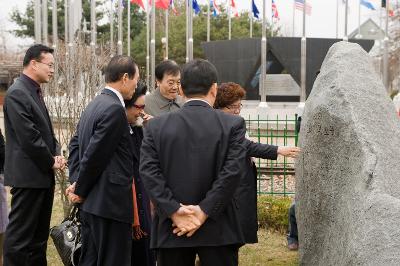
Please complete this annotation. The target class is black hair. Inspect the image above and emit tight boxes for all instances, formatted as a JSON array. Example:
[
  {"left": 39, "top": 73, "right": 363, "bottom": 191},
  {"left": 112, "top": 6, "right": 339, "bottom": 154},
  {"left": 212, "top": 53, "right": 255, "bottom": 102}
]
[
  {"left": 104, "top": 55, "right": 137, "bottom": 83},
  {"left": 181, "top": 59, "right": 218, "bottom": 97},
  {"left": 124, "top": 81, "right": 148, "bottom": 108},
  {"left": 155, "top": 60, "right": 180, "bottom": 81},
  {"left": 23, "top": 44, "right": 54, "bottom": 67}
]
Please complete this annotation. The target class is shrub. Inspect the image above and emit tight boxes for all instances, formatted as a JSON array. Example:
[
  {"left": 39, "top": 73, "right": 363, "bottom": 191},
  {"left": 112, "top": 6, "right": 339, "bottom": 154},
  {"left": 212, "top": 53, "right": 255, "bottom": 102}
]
[{"left": 257, "top": 195, "right": 293, "bottom": 233}]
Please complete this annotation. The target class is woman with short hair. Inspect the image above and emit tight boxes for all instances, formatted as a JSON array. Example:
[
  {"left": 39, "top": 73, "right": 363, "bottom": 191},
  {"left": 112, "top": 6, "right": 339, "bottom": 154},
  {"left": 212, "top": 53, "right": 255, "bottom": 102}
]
[{"left": 214, "top": 82, "right": 300, "bottom": 244}]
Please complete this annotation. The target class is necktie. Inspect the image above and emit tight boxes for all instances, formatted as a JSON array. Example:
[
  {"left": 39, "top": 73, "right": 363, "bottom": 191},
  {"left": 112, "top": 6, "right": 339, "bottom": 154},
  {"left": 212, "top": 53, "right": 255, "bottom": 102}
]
[{"left": 37, "top": 87, "right": 46, "bottom": 105}]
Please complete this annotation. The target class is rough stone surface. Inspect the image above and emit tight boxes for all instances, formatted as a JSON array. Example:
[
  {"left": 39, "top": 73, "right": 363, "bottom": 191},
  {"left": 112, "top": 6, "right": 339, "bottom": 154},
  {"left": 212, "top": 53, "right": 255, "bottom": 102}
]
[{"left": 296, "top": 41, "right": 400, "bottom": 265}]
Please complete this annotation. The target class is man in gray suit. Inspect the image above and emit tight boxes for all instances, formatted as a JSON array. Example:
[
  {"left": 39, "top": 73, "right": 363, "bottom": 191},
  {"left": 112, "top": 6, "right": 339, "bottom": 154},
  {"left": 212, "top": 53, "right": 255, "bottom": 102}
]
[
  {"left": 144, "top": 60, "right": 184, "bottom": 117},
  {"left": 3, "top": 44, "right": 65, "bottom": 266}
]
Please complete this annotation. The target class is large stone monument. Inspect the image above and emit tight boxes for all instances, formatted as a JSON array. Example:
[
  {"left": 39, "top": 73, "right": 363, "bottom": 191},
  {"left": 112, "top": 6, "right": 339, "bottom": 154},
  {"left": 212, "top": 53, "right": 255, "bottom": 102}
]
[{"left": 296, "top": 41, "right": 400, "bottom": 265}]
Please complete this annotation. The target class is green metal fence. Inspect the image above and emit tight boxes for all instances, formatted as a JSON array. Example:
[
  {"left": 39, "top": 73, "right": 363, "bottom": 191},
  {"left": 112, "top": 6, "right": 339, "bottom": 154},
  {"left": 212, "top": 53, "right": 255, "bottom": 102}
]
[{"left": 245, "top": 114, "right": 299, "bottom": 197}]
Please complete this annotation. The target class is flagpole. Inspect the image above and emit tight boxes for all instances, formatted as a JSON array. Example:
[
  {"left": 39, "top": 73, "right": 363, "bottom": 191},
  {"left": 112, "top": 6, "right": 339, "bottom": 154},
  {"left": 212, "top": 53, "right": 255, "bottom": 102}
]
[
  {"left": 68, "top": 0, "right": 74, "bottom": 45},
  {"left": 52, "top": 0, "right": 58, "bottom": 93},
  {"left": 67, "top": 0, "right": 74, "bottom": 70},
  {"left": 379, "top": 1, "right": 383, "bottom": 77},
  {"left": 271, "top": 1, "right": 274, "bottom": 37},
  {"left": 117, "top": 0, "right": 123, "bottom": 55},
  {"left": 64, "top": 0, "right": 68, "bottom": 45},
  {"left": 90, "top": 0, "right": 97, "bottom": 98},
  {"left": 343, "top": 0, "right": 348, "bottom": 41},
  {"left": 34, "top": 0, "right": 41, "bottom": 43},
  {"left": 127, "top": 0, "right": 131, "bottom": 56},
  {"left": 336, "top": 0, "right": 339, "bottom": 38},
  {"left": 91, "top": 0, "right": 96, "bottom": 48},
  {"left": 207, "top": 0, "right": 210, "bottom": 41},
  {"left": 259, "top": 0, "right": 267, "bottom": 106},
  {"left": 110, "top": 0, "right": 114, "bottom": 55},
  {"left": 250, "top": 0, "right": 253, "bottom": 38},
  {"left": 189, "top": 0, "right": 193, "bottom": 61},
  {"left": 42, "top": 0, "right": 48, "bottom": 45},
  {"left": 357, "top": 0, "right": 361, "bottom": 38},
  {"left": 165, "top": 9, "right": 169, "bottom": 59},
  {"left": 292, "top": 0, "right": 295, "bottom": 37},
  {"left": 228, "top": 0, "right": 232, "bottom": 40},
  {"left": 383, "top": 0, "right": 389, "bottom": 90},
  {"left": 91, "top": 0, "right": 96, "bottom": 50},
  {"left": 186, "top": 0, "right": 189, "bottom": 62},
  {"left": 151, "top": 0, "right": 156, "bottom": 88},
  {"left": 300, "top": 0, "right": 307, "bottom": 104},
  {"left": 146, "top": 1, "right": 150, "bottom": 86},
  {"left": 52, "top": 0, "right": 57, "bottom": 48}
]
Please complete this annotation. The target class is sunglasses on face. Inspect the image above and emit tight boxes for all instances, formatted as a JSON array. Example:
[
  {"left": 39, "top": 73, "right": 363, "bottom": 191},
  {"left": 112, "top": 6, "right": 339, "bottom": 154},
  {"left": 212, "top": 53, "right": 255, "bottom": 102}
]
[{"left": 133, "top": 104, "right": 145, "bottom": 110}]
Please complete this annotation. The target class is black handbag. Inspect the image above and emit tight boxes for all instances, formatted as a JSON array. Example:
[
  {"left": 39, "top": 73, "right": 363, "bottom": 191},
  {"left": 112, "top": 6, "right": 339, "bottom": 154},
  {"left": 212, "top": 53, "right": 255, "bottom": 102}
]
[{"left": 50, "top": 205, "right": 82, "bottom": 266}]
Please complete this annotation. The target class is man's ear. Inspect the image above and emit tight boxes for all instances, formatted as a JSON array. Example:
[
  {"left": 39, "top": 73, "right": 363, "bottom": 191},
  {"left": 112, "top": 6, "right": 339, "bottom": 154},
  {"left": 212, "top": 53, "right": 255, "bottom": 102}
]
[
  {"left": 210, "top": 83, "right": 218, "bottom": 98},
  {"left": 122, "top": 73, "right": 129, "bottom": 83}
]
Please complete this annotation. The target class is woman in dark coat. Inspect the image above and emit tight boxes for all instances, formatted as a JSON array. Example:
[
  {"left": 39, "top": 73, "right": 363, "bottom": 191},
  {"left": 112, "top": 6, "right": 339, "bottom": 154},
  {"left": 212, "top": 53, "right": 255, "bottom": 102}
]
[
  {"left": 124, "top": 82, "right": 156, "bottom": 266},
  {"left": 214, "top": 82, "right": 300, "bottom": 244}
]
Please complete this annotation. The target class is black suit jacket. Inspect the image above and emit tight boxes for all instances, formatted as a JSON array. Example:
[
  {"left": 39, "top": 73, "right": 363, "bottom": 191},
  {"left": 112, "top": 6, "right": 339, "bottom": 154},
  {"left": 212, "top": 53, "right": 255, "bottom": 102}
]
[
  {"left": 69, "top": 89, "right": 134, "bottom": 223},
  {"left": 235, "top": 139, "right": 278, "bottom": 243},
  {"left": 130, "top": 126, "right": 152, "bottom": 236},
  {"left": 140, "top": 100, "right": 247, "bottom": 248},
  {"left": 3, "top": 76, "right": 59, "bottom": 188}
]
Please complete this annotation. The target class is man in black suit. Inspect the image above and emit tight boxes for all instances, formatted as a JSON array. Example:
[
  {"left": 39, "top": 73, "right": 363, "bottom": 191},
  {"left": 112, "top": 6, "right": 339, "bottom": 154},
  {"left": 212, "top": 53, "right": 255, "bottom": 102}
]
[
  {"left": 2, "top": 44, "right": 65, "bottom": 266},
  {"left": 67, "top": 55, "right": 139, "bottom": 266},
  {"left": 139, "top": 59, "right": 247, "bottom": 266}
]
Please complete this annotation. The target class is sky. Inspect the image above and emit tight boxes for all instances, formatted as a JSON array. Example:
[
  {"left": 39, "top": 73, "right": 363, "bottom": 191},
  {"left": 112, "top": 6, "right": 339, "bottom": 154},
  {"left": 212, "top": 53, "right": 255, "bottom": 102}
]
[{"left": 0, "top": 0, "right": 394, "bottom": 52}]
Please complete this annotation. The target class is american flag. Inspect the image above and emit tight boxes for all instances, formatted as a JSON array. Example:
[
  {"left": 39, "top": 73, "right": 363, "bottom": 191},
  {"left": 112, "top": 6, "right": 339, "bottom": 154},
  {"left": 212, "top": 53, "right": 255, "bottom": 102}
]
[
  {"left": 272, "top": 0, "right": 279, "bottom": 20},
  {"left": 295, "top": 0, "right": 312, "bottom": 15}
]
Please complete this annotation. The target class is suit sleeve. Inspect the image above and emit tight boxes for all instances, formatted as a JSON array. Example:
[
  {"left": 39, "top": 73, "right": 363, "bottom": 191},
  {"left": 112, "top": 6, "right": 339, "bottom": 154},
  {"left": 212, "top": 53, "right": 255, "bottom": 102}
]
[
  {"left": 199, "top": 118, "right": 247, "bottom": 219},
  {"left": 0, "top": 129, "right": 5, "bottom": 171},
  {"left": 5, "top": 89, "right": 54, "bottom": 172},
  {"left": 74, "top": 105, "right": 127, "bottom": 198},
  {"left": 139, "top": 123, "right": 180, "bottom": 217},
  {"left": 244, "top": 138, "right": 278, "bottom": 160},
  {"left": 68, "top": 128, "right": 79, "bottom": 183}
]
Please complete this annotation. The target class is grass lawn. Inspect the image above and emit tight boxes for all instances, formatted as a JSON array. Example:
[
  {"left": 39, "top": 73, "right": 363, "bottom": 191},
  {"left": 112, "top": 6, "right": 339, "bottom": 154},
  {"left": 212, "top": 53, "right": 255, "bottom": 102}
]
[{"left": 43, "top": 189, "right": 298, "bottom": 265}]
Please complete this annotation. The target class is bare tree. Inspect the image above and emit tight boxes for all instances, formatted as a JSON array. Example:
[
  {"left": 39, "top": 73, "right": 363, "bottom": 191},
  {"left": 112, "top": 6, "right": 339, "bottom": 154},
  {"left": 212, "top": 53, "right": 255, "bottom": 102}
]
[{"left": 44, "top": 39, "right": 111, "bottom": 217}]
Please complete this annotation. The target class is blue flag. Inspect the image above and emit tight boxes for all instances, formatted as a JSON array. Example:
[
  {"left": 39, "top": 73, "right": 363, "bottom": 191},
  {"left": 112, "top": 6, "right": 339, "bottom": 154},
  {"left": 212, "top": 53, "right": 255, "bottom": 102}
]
[
  {"left": 360, "top": 0, "right": 375, "bottom": 10},
  {"left": 252, "top": 0, "right": 260, "bottom": 19},
  {"left": 192, "top": 0, "right": 201, "bottom": 14}
]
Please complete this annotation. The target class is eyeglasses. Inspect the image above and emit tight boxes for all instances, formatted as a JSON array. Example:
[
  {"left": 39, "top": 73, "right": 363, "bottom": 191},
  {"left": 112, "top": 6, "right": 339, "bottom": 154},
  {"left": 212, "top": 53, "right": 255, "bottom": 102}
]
[
  {"left": 226, "top": 103, "right": 243, "bottom": 111},
  {"left": 167, "top": 80, "right": 181, "bottom": 88},
  {"left": 133, "top": 104, "right": 145, "bottom": 110},
  {"left": 36, "top": 61, "right": 55, "bottom": 69}
]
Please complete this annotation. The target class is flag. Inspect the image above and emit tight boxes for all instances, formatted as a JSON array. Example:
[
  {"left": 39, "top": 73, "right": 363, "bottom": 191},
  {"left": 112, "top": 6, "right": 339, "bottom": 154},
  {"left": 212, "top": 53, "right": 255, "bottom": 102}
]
[
  {"left": 170, "top": 0, "right": 178, "bottom": 15},
  {"left": 388, "top": 5, "right": 394, "bottom": 16},
  {"left": 131, "top": 0, "right": 145, "bottom": 10},
  {"left": 147, "top": 0, "right": 169, "bottom": 10},
  {"left": 252, "top": 0, "right": 260, "bottom": 19},
  {"left": 294, "top": 0, "right": 312, "bottom": 15},
  {"left": 192, "top": 0, "right": 201, "bottom": 14},
  {"left": 272, "top": 0, "right": 279, "bottom": 20},
  {"left": 360, "top": 0, "right": 375, "bottom": 10},
  {"left": 230, "top": 0, "right": 239, "bottom": 17},
  {"left": 155, "top": 0, "right": 170, "bottom": 9},
  {"left": 211, "top": 0, "right": 220, "bottom": 17}
]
